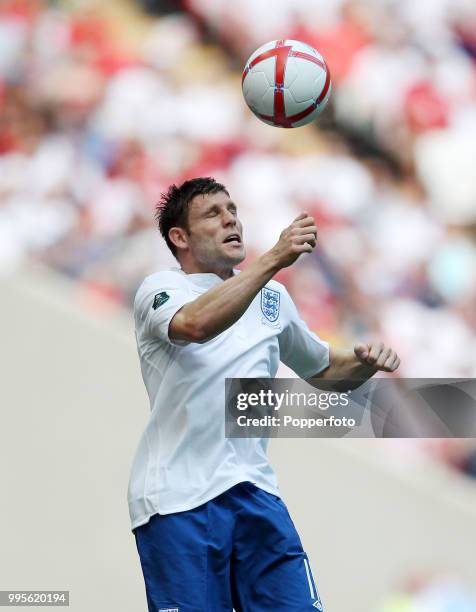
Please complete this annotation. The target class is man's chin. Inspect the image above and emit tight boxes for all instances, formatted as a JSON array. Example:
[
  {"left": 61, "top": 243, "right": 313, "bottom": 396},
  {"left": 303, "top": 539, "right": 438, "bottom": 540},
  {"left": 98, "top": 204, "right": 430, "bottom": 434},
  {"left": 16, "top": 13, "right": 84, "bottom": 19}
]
[
  {"left": 229, "top": 250, "right": 246, "bottom": 266},
  {"left": 222, "top": 253, "right": 245, "bottom": 268},
  {"left": 220, "top": 244, "right": 246, "bottom": 265}
]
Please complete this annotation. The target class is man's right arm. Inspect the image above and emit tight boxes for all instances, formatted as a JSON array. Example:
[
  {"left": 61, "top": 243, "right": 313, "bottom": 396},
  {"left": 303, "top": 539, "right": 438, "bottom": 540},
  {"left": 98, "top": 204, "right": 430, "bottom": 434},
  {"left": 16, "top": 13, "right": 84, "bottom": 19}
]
[{"left": 170, "top": 213, "right": 317, "bottom": 343}]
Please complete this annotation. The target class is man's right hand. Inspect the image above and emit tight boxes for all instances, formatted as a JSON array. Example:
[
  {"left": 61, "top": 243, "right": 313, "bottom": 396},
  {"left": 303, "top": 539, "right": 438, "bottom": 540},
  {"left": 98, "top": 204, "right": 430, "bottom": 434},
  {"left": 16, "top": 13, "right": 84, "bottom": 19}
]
[{"left": 268, "top": 213, "right": 318, "bottom": 269}]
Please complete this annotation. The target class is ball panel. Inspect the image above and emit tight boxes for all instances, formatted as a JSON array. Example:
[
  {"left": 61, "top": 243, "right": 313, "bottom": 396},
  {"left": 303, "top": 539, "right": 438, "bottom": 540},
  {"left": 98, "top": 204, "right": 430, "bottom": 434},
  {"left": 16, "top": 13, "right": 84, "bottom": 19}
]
[
  {"left": 243, "top": 71, "right": 271, "bottom": 112},
  {"left": 283, "top": 57, "right": 299, "bottom": 89},
  {"left": 260, "top": 85, "right": 276, "bottom": 116},
  {"left": 283, "top": 89, "right": 315, "bottom": 117},
  {"left": 289, "top": 105, "right": 322, "bottom": 128},
  {"left": 288, "top": 58, "right": 326, "bottom": 103},
  {"left": 249, "top": 56, "right": 276, "bottom": 90},
  {"left": 290, "top": 84, "right": 332, "bottom": 127}
]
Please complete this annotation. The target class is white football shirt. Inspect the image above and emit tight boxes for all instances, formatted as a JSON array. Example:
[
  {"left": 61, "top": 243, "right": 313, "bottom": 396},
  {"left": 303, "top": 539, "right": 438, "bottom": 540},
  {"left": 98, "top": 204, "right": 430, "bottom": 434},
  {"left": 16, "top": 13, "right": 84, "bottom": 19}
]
[{"left": 128, "top": 267, "right": 329, "bottom": 529}]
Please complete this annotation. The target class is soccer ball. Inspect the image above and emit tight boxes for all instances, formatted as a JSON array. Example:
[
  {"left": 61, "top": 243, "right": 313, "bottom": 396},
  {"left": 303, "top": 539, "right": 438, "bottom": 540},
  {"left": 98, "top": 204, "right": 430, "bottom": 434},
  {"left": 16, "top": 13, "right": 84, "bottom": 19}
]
[{"left": 242, "top": 39, "right": 331, "bottom": 128}]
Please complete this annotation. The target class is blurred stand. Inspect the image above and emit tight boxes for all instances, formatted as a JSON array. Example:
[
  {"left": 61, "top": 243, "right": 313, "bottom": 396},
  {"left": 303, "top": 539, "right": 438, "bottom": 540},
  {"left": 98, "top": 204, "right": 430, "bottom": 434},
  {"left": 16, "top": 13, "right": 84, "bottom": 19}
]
[{"left": 1, "top": 0, "right": 475, "bottom": 378}]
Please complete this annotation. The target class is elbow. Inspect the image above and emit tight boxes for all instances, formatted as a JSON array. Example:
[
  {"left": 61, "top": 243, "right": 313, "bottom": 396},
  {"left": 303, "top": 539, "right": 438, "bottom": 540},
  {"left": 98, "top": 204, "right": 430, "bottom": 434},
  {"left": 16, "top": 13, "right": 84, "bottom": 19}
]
[
  {"left": 170, "top": 312, "right": 209, "bottom": 344},
  {"left": 187, "top": 323, "right": 208, "bottom": 343}
]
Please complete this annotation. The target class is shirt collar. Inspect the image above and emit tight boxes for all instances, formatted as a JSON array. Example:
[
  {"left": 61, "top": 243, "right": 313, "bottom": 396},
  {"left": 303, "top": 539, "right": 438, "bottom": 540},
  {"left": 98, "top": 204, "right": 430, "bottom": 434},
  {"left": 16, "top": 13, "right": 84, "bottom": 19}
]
[{"left": 171, "top": 267, "right": 240, "bottom": 288}]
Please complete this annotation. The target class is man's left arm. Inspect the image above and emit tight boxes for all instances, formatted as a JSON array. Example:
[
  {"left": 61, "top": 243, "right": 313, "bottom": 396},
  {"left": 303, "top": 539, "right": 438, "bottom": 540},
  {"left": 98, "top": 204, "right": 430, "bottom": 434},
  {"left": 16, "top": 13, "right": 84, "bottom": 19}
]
[
  {"left": 277, "top": 287, "right": 400, "bottom": 388},
  {"left": 308, "top": 342, "right": 400, "bottom": 391}
]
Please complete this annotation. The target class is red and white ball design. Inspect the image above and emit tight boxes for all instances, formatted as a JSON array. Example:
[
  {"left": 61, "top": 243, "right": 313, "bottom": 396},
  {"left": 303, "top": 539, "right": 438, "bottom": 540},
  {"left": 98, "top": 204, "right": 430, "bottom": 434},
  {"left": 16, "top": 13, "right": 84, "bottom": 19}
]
[{"left": 242, "top": 39, "right": 331, "bottom": 128}]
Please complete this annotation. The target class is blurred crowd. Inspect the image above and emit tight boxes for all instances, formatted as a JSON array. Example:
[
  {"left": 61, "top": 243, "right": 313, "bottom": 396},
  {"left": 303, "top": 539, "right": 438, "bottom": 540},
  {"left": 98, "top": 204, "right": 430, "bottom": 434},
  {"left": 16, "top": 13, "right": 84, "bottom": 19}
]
[
  {"left": 1, "top": 0, "right": 476, "bottom": 379},
  {"left": 1, "top": 1, "right": 476, "bottom": 364},
  {"left": 1, "top": 0, "right": 476, "bottom": 375}
]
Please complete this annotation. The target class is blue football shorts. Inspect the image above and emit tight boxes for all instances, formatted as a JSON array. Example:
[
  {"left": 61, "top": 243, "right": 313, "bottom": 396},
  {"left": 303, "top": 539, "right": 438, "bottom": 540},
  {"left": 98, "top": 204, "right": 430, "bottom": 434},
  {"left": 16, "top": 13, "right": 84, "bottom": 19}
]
[{"left": 133, "top": 481, "right": 324, "bottom": 611}]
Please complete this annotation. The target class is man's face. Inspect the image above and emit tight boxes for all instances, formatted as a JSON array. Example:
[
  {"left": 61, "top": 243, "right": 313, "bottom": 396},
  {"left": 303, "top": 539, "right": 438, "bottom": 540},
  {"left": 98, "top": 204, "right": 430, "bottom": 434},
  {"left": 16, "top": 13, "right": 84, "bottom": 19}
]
[{"left": 181, "top": 190, "right": 246, "bottom": 271}]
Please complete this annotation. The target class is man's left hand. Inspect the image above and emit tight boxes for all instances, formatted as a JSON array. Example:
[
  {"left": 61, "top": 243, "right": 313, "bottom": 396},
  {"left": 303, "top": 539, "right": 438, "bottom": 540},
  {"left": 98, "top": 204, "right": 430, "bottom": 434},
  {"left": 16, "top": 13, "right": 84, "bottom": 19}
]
[{"left": 354, "top": 342, "right": 400, "bottom": 373}]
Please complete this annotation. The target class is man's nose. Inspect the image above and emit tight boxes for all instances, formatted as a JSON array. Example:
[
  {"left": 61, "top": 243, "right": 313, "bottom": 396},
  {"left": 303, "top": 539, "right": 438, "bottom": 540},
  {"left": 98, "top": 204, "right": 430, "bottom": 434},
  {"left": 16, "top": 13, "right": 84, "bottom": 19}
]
[{"left": 222, "top": 209, "right": 237, "bottom": 225}]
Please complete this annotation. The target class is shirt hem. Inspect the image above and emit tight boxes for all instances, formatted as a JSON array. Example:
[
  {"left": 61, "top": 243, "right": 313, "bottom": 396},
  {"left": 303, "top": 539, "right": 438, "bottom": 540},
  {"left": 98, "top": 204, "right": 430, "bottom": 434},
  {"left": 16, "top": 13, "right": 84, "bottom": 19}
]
[{"left": 129, "top": 475, "right": 280, "bottom": 531}]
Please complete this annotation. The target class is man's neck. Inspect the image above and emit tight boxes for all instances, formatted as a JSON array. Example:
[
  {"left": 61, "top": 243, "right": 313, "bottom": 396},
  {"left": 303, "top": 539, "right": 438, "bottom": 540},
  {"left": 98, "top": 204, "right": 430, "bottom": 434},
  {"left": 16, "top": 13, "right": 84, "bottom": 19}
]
[{"left": 179, "top": 262, "right": 234, "bottom": 281}]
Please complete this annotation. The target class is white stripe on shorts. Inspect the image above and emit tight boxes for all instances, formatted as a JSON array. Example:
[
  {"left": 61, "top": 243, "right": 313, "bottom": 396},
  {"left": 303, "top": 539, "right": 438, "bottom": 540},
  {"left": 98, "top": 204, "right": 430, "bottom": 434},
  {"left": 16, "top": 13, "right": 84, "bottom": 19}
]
[{"left": 303, "top": 557, "right": 316, "bottom": 599}]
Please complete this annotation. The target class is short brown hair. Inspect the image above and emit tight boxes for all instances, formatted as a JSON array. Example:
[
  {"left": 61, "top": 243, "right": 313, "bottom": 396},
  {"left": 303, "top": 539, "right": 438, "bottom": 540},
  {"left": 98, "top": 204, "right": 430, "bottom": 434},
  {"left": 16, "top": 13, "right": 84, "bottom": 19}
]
[{"left": 155, "top": 177, "right": 228, "bottom": 257}]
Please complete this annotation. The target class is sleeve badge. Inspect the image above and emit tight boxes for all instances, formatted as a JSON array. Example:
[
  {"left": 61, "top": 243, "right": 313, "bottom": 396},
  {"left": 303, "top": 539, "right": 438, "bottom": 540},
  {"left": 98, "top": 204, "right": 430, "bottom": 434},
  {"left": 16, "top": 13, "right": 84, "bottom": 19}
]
[{"left": 152, "top": 291, "right": 170, "bottom": 310}]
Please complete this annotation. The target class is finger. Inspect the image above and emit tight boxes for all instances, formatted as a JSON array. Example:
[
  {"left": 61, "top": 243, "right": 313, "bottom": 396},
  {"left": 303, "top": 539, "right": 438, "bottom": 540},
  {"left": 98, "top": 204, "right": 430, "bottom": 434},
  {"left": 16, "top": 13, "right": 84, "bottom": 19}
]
[
  {"left": 293, "top": 242, "right": 313, "bottom": 254},
  {"left": 294, "top": 233, "right": 317, "bottom": 246},
  {"left": 390, "top": 355, "right": 401, "bottom": 372},
  {"left": 382, "top": 351, "right": 396, "bottom": 370},
  {"left": 376, "top": 347, "right": 392, "bottom": 369},
  {"left": 293, "top": 216, "right": 316, "bottom": 229},
  {"left": 354, "top": 343, "right": 370, "bottom": 360},
  {"left": 294, "top": 225, "right": 317, "bottom": 236},
  {"left": 382, "top": 350, "right": 397, "bottom": 369},
  {"left": 292, "top": 212, "right": 309, "bottom": 223},
  {"left": 382, "top": 353, "right": 400, "bottom": 372},
  {"left": 366, "top": 342, "right": 384, "bottom": 365}
]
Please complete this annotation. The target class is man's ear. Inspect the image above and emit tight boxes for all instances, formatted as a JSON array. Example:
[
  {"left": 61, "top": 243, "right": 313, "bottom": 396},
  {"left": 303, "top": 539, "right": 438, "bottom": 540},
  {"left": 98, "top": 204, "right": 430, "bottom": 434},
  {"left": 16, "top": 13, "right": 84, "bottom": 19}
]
[{"left": 169, "top": 226, "right": 189, "bottom": 253}]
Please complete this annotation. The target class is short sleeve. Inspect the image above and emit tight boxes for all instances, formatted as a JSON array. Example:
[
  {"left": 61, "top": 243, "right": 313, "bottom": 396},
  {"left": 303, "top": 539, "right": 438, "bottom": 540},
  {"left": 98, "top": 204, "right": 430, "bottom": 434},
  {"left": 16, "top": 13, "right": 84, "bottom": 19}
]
[
  {"left": 134, "top": 273, "right": 195, "bottom": 346},
  {"left": 278, "top": 288, "right": 330, "bottom": 378}
]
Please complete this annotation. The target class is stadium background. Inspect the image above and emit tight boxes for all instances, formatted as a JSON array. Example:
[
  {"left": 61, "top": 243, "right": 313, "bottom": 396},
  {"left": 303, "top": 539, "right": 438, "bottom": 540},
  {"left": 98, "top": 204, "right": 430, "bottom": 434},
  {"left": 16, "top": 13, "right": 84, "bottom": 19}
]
[{"left": 0, "top": 0, "right": 476, "bottom": 610}]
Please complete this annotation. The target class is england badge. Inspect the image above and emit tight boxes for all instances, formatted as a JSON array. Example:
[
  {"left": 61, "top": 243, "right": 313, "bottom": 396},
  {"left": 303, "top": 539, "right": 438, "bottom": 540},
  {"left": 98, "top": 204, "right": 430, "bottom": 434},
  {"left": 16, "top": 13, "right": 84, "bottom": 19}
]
[{"left": 261, "top": 287, "right": 280, "bottom": 323}]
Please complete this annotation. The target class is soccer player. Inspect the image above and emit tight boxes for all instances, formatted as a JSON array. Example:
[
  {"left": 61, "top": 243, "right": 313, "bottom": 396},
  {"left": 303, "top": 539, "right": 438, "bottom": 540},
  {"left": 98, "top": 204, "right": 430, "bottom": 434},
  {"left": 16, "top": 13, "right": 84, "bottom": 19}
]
[{"left": 129, "top": 177, "right": 400, "bottom": 611}]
